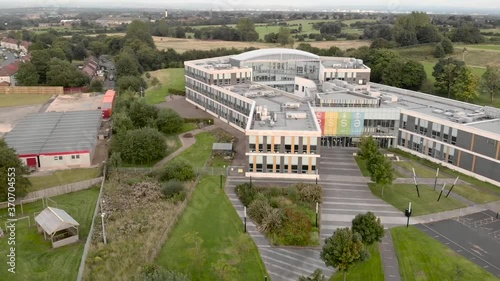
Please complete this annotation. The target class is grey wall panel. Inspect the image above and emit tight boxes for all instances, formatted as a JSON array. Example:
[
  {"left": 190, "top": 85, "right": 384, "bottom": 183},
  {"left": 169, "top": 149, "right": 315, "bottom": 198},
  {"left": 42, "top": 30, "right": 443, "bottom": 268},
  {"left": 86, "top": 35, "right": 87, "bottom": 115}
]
[
  {"left": 472, "top": 135, "right": 497, "bottom": 159},
  {"left": 458, "top": 151, "right": 473, "bottom": 171},
  {"left": 474, "top": 156, "right": 500, "bottom": 182},
  {"left": 455, "top": 130, "right": 472, "bottom": 151},
  {"left": 407, "top": 116, "right": 416, "bottom": 132}
]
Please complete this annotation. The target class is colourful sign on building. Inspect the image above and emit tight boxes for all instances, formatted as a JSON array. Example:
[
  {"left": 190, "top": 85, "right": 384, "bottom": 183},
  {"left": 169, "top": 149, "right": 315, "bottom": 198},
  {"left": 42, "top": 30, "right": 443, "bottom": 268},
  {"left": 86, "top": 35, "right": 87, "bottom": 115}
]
[
  {"left": 315, "top": 112, "right": 365, "bottom": 136},
  {"left": 324, "top": 112, "right": 338, "bottom": 135},
  {"left": 350, "top": 112, "right": 365, "bottom": 136},
  {"left": 315, "top": 112, "right": 325, "bottom": 133},
  {"left": 337, "top": 112, "right": 351, "bottom": 135}
]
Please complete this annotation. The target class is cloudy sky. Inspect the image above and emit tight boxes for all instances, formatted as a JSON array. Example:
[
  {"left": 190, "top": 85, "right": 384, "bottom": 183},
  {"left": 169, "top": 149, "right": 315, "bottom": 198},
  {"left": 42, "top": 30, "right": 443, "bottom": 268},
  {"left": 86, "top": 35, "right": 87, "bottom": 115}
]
[{"left": 6, "top": 0, "right": 500, "bottom": 11}]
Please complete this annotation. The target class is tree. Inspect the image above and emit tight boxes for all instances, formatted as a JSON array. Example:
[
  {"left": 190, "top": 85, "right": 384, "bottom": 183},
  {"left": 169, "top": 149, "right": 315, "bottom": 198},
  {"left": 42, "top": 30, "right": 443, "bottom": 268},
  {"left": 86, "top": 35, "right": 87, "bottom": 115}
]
[
  {"left": 367, "top": 49, "right": 401, "bottom": 83},
  {"left": 30, "top": 48, "right": 66, "bottom": 84},
  {"left": 276, "top": 27, "right": 294, "bottom": 46},
  {"left": 46, "top": 58, "right": 89, "bottom": 87},
  {"left": 0, "top": 139, "right": 31, "bottom": 201},
  {"left": 184, "top": 232, "right": 206, "bottom": 279},
  {"left": 107, "top": 152, "right": 123, "bottom": 169},
  {"left": 124, "top": 20, "right": 155, "bottom": 49},
  {"left": 433, "top": 58, "right": 466, "bottom": 98},
  {"left": 264, "top": 32, "right": 278, "bottom": 43},
  {"left": 89, "top": 79, "right": 104, "bottom": 93},
  {"left": 368, "top": 152, "right": 395, "bottom": 197},
  {"left": 298, "top": 269, "right": 327, "bottom": 281},
  {"left": 52, "top": 38, "right": 74, "bottom": 61},
  {"left": 453, "top": 68, "right": 478, "bottom": 102},
  {"left": 88, "top": 41, "right": 108, "bottom": 57},
  {"left": 480, "top": 66, "right": 500, "bottom": 102},
  {"left": 117, "top": 75, "right": 144, "bottom": 93},
  {"left": 112, "top": 127, "right": 166, "bottom": 165},
  {"left": 159, "top": 159, "right": 195, "bottom": 182},
  {"left": 451, "top": 24, "right": 485, "bottom": 43},
  {"left": 320, "top": 228, "right": 366, "bottom": 281},
  {"left": 128, "top": 99, "right": 159, "bottom": 128},
  {"left": 15, "top": 62, "right": 40, "bottom": 85},
  {"left": 111, "top": 112, "right": 134, "bottom": 134},
  {"left": 155, "top": 108, "right": 183, "bottom": 134},
  {"left": 358, "top": 136, "right": 378, "bottom": 161},
  {"left": 382, "top": 59, "right": 426, "bottom": 91},
  {"left": 319, "top": 22, "right": 342, "bottom": 35},
  {"left": 236, "top": 18, "right": 259, "bottom": 42},
  {"left": 416, "top": 25, "right": 442, "bottom": 43},
  {"left": 115, "top": 51, "right": 141, "bottom": 77},
  {"left": 441, "top": 37, "right": 454, "bottom": 54},
  {"left": 351, "top": 212, "right": 385, "bottom": 246},
  {"left": 434, "top": 44, "right": 446, "bottom": 58}
]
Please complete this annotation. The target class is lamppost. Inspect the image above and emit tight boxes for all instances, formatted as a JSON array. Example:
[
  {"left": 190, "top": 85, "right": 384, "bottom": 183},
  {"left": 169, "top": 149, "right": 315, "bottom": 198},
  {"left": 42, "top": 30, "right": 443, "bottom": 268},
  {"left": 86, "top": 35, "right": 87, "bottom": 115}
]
[
  {"left": 243, "top": 206, "right": 247, "bottom": 233},
  {"left": 315, "top": 202, "right": 319, "bottom": 227},
  {"left": 405, "top": 202, "right": 412, "bottom": 228},
  {"left": 462, "top": 48, "right": 467, "bottom": 62}
]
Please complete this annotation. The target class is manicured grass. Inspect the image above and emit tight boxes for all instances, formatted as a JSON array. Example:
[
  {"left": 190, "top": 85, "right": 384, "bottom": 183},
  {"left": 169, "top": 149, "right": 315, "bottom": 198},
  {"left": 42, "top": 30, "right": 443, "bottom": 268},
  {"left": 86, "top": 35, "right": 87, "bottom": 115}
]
[
  {"left": 355, "top": 156, "right": 371, "bottom": 177},
  {"left": 446, "top": 184, "right": 500, "bottom": 204},
  {"left": 180, "top": 122, "right": 198, "bottom": 133},
  {"left": 392, "top": 161, "right": 446, "bottom": 178},
  {"left": 329, "top": 243, "right": 384, "bottom": 281},
  {"left": 392, "top": 226, "right": 499, "bottom": 281},
  {"left": 465, "top": 44, "right": 500, "bottom": 51},
  {"left": 0, "top": 187, "right": 99, "bottom": 281},
  {"left": 28, "top": 167, "right": 101, "bottom": 192},
  {"left": 156, "top": 175, "right": 267, "bottom": 280},
  {"left": 173, "top": 132, "right": 216, "bottom": 169},
  {"left": 368, "top": 183, "right": 467, "bottom": 216},
  {"left": 208, "top": 154, "right": 232, "bottom": 168},
  {"left": 0, "top": 94, "right": 53, "bottom": 108},
  {"left": 144, "top": 68, "right": 185, "bottom": 104}
]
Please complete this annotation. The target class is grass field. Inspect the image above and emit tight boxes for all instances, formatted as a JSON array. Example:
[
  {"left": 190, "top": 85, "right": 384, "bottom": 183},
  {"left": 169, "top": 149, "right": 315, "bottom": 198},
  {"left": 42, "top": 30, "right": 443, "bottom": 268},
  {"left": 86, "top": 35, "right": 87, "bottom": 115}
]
[
  {"left": 0, "top": 94, "right": 53, "bottom": 108},
  {"left": 392, "top": 226, "right": 498, "bottom": 281},
  {"left": 368, "top": 183, "right": 467, "bottom": 216},
  {"left": 0, "top": 187, "right": 99, "bottom": 281},
  {"left": 172, "top": 132, "right": 216, "bottom": 169},
  {"left": 392, "top": 161, "right": 446, "bottom": 178},
  {"left": 144, "top": 68, "right": 185, "bottom": 104},
  {"left": 465, "top": 44, "right": 500, "bottom": 51},
  {"left": 153, "top": 36, "right": 370, "bottom": 53},
  {"left": 156, "top": 175, "right": 268, "bottom": 280},
  {"left": 329, "top": 243, "right": 384, "bottom": 281},
  {"left": 28, "top": 168, "right": 101, "bottom": 192}
]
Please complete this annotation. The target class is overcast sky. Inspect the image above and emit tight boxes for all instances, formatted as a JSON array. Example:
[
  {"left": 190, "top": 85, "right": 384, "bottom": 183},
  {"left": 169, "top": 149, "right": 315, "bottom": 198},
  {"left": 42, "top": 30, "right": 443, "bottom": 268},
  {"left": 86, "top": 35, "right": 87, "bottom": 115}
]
[{"left": 7, "top": 0, "right": 500, "bottom": 11}]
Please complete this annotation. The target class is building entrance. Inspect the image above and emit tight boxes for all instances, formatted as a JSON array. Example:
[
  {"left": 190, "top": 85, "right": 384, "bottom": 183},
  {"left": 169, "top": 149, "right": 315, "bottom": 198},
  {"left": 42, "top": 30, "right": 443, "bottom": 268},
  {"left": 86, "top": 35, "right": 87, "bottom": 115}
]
[{"left": 321, "top": 136, "right": 394, "bottom": 148}]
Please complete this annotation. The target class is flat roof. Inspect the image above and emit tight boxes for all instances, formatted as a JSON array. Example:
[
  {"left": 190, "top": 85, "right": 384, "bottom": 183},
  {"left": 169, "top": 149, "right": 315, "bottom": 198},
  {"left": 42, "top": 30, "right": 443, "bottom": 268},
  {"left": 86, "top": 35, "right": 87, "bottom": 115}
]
[
  {"left": 4, "top": 110, "right": 102, "bottom": 156},
  {"left": 466, "top": 119, "right": 500, "bottom": 132},
  {"left": 223, "top": 83, "right": 318, "bottom": 132}
]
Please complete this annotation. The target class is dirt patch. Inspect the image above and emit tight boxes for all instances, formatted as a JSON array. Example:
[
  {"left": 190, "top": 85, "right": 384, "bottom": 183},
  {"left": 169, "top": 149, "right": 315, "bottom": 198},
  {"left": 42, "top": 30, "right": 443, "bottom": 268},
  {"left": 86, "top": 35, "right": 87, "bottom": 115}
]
[{"left": 47, "top": 93, "right": 103, "bottom": 112}]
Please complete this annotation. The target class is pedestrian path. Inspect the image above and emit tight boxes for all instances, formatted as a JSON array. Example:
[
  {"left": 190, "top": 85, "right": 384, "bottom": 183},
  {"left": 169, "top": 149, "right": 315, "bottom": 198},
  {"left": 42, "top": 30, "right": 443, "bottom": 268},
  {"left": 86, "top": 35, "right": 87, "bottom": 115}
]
[
  {"left": 225, "top": 179, "right": 335, "bottom": 281},
  {"left": 379, "top": 231, "right": 402, "bottom": 281},
  {"left": 411, "top": 200, "right": 500, "bottom": 225}
]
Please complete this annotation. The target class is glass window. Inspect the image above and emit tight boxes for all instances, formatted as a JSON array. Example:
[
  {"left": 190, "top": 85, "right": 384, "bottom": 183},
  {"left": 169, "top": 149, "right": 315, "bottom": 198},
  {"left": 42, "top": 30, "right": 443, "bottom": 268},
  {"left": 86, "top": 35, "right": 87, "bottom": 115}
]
[
  {"left": 301, "top": 165, "right": 309, "bottom": 174},
  {"left": 266, "top": 164, "right": 273, "bottom": 173}
]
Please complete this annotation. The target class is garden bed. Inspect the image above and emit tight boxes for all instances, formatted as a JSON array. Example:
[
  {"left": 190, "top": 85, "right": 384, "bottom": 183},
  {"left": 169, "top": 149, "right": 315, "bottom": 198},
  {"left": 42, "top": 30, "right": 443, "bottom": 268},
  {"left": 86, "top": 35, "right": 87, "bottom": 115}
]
[{"left": 235, "top": 182, "right": 322, "bottom": 246}]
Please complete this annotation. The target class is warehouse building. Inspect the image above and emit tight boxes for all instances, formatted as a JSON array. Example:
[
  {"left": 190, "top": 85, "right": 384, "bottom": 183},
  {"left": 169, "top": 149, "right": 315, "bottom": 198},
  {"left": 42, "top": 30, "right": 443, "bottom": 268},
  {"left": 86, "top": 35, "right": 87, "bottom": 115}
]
[
  {"left": 184, "top": 48, "right": 500, "bottom": 185},
  {"left": 4, "top": 110, "right": 102, "bottom": 170}
]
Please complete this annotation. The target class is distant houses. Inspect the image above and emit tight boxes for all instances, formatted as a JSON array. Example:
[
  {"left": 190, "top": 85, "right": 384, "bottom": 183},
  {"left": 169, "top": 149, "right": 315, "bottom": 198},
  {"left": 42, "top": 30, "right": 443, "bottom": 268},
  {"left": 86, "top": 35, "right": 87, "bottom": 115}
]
[
  {"left": 81, "top": 56, "right": 99, "bottom": 78},
  {"left": 0, "top": 37, "right": 32, "bottom": 53}
]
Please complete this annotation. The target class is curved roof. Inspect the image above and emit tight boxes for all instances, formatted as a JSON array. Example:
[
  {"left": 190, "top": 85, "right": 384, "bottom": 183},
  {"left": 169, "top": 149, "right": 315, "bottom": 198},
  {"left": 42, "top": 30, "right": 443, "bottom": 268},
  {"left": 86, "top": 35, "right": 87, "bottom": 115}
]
[{"left": 231, "top": 48, "right": 320, "bottom": 61}]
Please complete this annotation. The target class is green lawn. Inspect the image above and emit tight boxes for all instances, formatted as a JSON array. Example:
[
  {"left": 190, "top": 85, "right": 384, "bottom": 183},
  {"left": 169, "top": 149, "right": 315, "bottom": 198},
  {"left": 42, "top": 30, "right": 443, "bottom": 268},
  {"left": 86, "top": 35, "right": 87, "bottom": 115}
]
[
  {"left": 0, "top": 94, "right": 53, "bottom": 108},
  {"left": 173, "top": 132, "right": 217, "bottom": 169},
  {"left": 465, "top": 44, "right": 500, "bottom": 51},
  {"left": 368, "top": 183, "right": 467, "bottom": 216},
  {"left": 28, "top": 168, "right": 101, "bottom": 192},
  {"left": 392, "top": 226, "right": 499, "bottom": 281},
  {"left": 0, "top": 187, "right": 99, "bottom": 281},
  {"left": 355, "top": 156, "right": 371, "bottom": 177},
  {"left": 445, "top": 184, "right": 500, "bottom": 204},
  {"left": 156, "top": 175, "right": 267, "bottom": 280},
  {"left": 180, "top": 122, "right": 198, "bottom": 133},
  {"left": 392, "top": 161, "right": 446, "bottom": 178},
  {"left": 144, "top": 68, "right": 185, "bottom": 104},
  {"left": 330, "top": 243, "right": 384, "bottom": 281}
]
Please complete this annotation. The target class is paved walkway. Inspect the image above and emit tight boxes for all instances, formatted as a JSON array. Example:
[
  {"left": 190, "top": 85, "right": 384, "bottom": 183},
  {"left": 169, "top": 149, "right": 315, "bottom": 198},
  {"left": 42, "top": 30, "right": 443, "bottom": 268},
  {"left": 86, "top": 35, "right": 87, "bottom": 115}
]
[
  {"left": 379, "top": 231, "right": 402, "bottom": 281},
  {"left": 411, "top": 200, "right": 500, "bottom": 225},
  {"left": 225, "top": 179, "right": 335, "bottom": 281}
]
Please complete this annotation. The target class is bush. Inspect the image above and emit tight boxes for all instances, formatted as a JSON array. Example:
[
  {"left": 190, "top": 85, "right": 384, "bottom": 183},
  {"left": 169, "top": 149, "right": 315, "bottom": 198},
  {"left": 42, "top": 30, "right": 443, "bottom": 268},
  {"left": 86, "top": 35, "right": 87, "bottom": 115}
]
[
  {"left": 184, "top": 117, "right": 214, "bottom": 124},
  {"left": 113, "top": 127, "right": 166, "bottom": 165},
  {"left": 161, "top": 180, "right": 186, "bottom": 199},
  {"left": 234, "top": 183, "right": 256, "bottom": 206},
  {"left": 260, "top": 208, "right": 283, "bottom": 233},
  {"left": 295, "top": 183, "right": 322, "bottom": 203},
  {"left": 168, "top": 88, "right": 185, "bottom": 96},
  {"left": 145, "top": 72, "right": 151, "bottom": 79},
  {"left": 159, "top": 159, "right": 196, "bottom": 182},
  {"left": 268, "top": 196, "right": 293, "bottom": 208},
  {"left": 138, "top": 264, "right": 190, "bottom": 281},
  {"left": 155, "top": 108, "right": 183, "bottom": 135},
  {"left": 248, "top": 197, "right": 272, "bottom": 225},
  {"left": 280, "top": 207, "right": 312, "bottom": 246}
]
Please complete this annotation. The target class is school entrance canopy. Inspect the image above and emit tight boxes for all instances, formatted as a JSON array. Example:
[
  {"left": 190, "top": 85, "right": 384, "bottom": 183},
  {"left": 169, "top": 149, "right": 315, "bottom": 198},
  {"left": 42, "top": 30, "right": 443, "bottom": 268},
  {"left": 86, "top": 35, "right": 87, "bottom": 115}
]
[{"left": 34, "top": 207, "right": 80, "bottom": 248}]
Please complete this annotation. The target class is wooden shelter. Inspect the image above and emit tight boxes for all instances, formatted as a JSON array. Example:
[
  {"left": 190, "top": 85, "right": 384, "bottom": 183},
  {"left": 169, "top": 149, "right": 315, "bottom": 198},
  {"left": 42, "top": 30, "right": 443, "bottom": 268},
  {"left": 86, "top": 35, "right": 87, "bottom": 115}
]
[{"left": 34, "top": 207, "right": 80, "bottom": 248}]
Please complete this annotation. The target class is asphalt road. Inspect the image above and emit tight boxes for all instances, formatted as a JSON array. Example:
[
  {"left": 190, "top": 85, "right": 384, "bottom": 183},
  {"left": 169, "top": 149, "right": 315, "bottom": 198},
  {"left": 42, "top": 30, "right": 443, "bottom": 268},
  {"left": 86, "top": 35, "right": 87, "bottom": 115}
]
[
  {"left": 99, "top": 55, "right": 116, "bottom": 90},
  {"left": 416, "top": 215, "right": 500, "bottom": 278},
  {"left": 0, "top": 49, "right": 18, "bottom": 67}
]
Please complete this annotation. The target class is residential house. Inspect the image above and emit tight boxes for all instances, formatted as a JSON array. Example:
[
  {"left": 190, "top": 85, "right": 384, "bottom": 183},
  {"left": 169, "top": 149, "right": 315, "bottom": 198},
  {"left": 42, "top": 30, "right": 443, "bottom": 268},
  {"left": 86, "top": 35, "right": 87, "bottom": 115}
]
[
  {"left": 0, "top": 61, "right": 20, "bottom": 86},
  {"left": 0, "top": 38, "right": 18, "bottom": 50},
  {"left": 81, "top": 56, "right": 99, "bottom": 78}
]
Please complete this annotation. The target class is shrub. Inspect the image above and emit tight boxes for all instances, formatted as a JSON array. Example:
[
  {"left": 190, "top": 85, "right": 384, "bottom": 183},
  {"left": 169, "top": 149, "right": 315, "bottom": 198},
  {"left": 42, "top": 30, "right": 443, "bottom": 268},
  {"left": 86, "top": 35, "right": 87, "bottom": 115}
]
[
  {"left": 234, "top": 183, "right": 256, "bottom": 206},
  {"left": 295, "top": 183, "right": 322, "bottom": 203},
  {"left": 114, "top": 127, "right": 166, "bottom": 165},
  {"left": 145, "top": 72, "right": 151, "bottom": 79},
  {"left": 161, "top": 180, "right": 185, "bottom": 199},
  {"left": 138, "top": 264, "right": 190, "bottom": 281},
  {"left": 268, "top": 196, "right": 293, "bottom": 208},
  {"left": 280, "top": 207, "right": 312, "bottom": 246},
  {"left": 260, "top": 208, "right": 284, "bottom": 233},
  {"left": 159, "top": 159, "right": 196, "bottom": 182},
  {"left": 155, "top": 108, "right": 183, "bottom": 135},
  {"left": 184, "top": 117, "right": 214, "bottom": 124},
  {"left": 168, "top": 88, "right": 185, "bottom": 96},
  {"left": 248, "top": 197, "right": 272, "bottom": 224}
]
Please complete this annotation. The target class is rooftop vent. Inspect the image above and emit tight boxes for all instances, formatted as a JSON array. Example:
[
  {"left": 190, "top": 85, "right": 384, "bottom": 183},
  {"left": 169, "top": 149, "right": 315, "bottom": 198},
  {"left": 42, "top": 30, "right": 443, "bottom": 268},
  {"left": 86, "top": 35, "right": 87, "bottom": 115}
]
[{"left": 432, "top": 109, "right": 444, "bottom": 114}]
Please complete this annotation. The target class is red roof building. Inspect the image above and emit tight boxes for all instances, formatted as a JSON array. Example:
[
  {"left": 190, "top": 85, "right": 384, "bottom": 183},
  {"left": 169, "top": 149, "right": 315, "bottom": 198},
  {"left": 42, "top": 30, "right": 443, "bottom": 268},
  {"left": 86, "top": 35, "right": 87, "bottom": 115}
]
[{"left": 0, "top": 61, "right": 20, "bottom": 86}]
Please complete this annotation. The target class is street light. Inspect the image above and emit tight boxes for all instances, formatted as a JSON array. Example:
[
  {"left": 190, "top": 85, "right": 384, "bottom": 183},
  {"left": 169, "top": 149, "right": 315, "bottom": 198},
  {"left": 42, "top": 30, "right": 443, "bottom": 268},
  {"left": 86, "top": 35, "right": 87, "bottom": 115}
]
[
  {"left": 315, "top": 202, "right": 319, "bottom": 227},
  {"left": 101, "top": 212, "right": 107, "bottom": 244},
  {"left": 462, "top": 48, "right": 467, "bottom": 62},
  {"left": 243, "top": 206, "right": 247, "bottom": 233}
]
